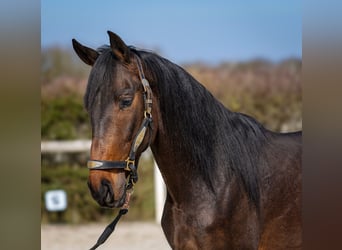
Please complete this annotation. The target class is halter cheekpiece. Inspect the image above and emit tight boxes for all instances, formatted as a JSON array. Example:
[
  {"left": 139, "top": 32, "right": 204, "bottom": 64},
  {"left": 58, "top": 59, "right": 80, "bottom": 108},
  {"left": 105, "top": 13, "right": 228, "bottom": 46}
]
[{"left": 86, "top": 54, "right": 153, "bottom": 190}]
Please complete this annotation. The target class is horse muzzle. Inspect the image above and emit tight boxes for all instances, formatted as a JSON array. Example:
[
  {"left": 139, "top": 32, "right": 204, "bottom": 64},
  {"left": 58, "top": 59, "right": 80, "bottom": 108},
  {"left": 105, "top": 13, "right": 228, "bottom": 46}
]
[{"left": 88, "top": 179, "right": 126, "bottom": 208}]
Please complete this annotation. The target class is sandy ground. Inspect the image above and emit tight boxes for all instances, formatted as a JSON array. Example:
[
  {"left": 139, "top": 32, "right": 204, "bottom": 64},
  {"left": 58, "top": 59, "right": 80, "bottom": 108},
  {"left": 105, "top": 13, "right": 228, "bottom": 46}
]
[{"left": 41, "top": 222, "right": 171, "bottom": 250}]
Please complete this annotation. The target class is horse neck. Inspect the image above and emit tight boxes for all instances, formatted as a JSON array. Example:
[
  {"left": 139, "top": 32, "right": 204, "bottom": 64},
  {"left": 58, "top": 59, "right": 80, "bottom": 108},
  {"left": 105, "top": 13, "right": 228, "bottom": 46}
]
[
  {"left": 145, "top": 56, "right": 269, "bottom": 208},
  {"left": 148, "top": 62, "right": 225, "bottom": 203}
]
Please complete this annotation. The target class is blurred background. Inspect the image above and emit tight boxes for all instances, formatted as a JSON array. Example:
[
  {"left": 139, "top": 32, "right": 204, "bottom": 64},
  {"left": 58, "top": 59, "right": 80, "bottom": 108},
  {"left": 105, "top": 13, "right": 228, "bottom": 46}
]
[{"left": 41, "top": 0, "right": 301, "bottom": 249}]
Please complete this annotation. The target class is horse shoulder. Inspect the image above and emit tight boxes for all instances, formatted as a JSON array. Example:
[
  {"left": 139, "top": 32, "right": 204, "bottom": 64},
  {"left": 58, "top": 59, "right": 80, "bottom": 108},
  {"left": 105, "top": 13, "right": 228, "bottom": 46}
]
[
  {"left": 161, "top": 177, "right": 261, "bottom": 249},
  {"left": 258, "top": 131, "right": 302, "bottom": 249}
]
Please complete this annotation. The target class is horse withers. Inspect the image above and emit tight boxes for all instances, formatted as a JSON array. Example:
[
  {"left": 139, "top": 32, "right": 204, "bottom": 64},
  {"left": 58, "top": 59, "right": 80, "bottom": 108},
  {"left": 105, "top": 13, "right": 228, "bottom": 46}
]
[{"left": 72, "top": 31, "right": 302, "bottom": 250}]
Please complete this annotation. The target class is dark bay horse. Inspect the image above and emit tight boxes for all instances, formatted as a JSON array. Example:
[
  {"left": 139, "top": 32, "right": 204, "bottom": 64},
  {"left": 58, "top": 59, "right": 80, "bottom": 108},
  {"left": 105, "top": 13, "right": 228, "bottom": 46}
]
[{"left": 72, "top": 31, "right": 302, "bottom": 249}]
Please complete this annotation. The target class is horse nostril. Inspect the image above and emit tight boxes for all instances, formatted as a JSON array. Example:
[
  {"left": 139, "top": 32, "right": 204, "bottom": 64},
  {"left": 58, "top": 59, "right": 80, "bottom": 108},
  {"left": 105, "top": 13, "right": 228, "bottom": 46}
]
[
  {"left": 87, "top": 179, "right": 115, "bottom": 207},
  {"left": 100, "top": 179, "right": 114, "bottom": 204}
]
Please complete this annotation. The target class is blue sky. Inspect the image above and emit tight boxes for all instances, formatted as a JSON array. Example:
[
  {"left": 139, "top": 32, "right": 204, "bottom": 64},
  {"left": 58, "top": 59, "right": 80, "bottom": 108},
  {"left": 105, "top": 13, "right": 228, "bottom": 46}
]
[{"left": 41, "top": 0, "right": 301, "bottom": 64}]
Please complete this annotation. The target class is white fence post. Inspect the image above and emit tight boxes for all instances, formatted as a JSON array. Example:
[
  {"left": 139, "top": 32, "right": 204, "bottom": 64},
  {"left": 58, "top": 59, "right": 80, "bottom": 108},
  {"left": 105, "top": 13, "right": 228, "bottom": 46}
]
[{"left": 153, "top": 160, "right": 166, "bottom": 224}]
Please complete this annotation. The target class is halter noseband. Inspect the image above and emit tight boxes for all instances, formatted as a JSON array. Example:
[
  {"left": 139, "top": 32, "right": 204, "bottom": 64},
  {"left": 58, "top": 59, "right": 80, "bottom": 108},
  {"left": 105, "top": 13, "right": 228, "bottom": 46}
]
[{"left": 87, "top": 54, "right": 153, "bottom": 189}]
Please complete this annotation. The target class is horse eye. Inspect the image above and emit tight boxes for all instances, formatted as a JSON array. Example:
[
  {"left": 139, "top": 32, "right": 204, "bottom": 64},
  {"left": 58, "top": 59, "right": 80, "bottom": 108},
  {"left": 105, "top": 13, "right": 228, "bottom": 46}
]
[{"left": 119, "top": 98, "right": 133, "bottom": 109}]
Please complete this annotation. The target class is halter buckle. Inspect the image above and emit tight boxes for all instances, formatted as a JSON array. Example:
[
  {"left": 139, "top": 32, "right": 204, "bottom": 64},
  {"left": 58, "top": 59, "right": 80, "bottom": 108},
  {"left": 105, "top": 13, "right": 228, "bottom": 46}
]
[
  {"left": 144, "top": 111, "right": 152, "bottom": 119},
  {"left": 125, "top": 158, "right": 135, "bottom": 172}
]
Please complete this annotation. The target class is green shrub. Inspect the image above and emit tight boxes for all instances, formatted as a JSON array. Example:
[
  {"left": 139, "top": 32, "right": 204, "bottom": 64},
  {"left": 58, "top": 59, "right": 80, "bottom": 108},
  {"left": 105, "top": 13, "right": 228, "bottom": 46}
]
[{"left": 41, "top": 95, "right": 90, "bottom": 140}]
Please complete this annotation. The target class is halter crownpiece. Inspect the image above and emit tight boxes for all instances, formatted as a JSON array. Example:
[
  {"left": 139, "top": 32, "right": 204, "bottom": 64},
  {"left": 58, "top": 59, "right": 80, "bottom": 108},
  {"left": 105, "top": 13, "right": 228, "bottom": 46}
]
[{"left": 87, "top": 54, "right": 153, "bottom": 189}]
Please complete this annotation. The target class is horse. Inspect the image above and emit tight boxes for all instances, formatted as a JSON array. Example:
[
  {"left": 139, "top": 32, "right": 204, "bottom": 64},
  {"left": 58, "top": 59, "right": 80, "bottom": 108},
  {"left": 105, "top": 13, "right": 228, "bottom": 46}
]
[{"left": 72, "top": 31, "right": 302, "bottom": 250}]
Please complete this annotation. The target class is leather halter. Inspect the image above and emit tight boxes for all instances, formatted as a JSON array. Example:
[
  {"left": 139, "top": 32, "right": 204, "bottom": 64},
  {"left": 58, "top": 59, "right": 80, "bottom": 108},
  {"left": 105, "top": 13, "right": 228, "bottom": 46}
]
[{"left": 87, "top": 54, "right": 153, "bottom": 189}]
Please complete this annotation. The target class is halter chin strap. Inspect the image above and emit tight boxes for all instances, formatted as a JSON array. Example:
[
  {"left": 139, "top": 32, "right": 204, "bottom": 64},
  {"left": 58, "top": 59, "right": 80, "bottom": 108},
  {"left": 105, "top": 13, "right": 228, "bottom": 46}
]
[{"left": 87, "top": 54, "right": 153, "bottom": 190}]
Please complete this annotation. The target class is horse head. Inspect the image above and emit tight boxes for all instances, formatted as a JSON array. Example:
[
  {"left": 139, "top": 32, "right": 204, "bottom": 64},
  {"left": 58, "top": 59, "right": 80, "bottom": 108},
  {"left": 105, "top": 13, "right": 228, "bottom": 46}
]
[{"left": 72, "top": 31, "right": 156, "bottom": 208}]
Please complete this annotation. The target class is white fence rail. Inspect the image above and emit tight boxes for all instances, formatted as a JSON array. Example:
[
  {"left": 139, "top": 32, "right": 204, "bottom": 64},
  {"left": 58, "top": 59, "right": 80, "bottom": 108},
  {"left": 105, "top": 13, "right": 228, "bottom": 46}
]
[
  {"left": 41, "top": 140, "right": 166, "bottom": 223},
  {"left": 41, "top": 140, "right": 91, "bottom": 153}
]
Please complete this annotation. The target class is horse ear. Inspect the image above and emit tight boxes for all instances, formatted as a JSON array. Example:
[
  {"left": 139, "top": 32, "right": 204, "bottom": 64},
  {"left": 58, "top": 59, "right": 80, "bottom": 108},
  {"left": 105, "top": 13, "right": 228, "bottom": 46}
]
[
  {"left": 107, "top": 31, "right": 130, "bottom": 63},
  {"left": 72, "top": 39, "right": 99, "bottom": 66}
]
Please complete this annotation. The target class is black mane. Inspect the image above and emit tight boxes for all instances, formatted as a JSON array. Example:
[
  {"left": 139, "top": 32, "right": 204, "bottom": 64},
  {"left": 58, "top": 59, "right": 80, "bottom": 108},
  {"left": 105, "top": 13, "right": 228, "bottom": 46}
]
[{"left": 136, "top": 49, "right": 268, "bottom": 206}]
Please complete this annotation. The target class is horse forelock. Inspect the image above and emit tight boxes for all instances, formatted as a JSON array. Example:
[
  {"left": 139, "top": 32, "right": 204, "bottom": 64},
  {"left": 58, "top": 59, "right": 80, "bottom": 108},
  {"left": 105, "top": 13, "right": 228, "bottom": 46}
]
[{"left": 84, "top": 47, "right": 116, "bottom": 113}]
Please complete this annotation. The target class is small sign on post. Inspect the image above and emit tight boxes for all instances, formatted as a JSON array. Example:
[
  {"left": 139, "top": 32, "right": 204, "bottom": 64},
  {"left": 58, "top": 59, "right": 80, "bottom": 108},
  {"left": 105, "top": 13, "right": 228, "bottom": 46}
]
[{"left": 45, "top": 189, "right": 67, "bottom": 212}]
